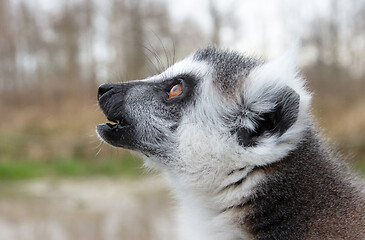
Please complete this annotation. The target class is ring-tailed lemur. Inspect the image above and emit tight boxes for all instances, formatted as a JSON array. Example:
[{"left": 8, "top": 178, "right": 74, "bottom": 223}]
[{"left": 97, "top": 46, "right": 365, "bottom": 240}]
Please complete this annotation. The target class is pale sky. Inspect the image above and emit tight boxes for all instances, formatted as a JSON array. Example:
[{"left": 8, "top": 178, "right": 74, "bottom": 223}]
[
  {"left": 18, "top": 0, "right": 333, "bottom": 59},
  {"left": 12, "top": 0, "right": 342, "bottom": 71}
]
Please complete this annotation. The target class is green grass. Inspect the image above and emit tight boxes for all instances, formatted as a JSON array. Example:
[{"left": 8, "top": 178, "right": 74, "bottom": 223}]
[
  {"left": 0, "top": 153, "right": 145, "bottom": 181},
  {"left": 0, "top": 129, "right": 363, "bottom": 181},
  {"left": 1, "top": 155, "right": 362, "bottom": 181},
  {"left": 0, "top": 129, "right": 147, "bottom": 181}
]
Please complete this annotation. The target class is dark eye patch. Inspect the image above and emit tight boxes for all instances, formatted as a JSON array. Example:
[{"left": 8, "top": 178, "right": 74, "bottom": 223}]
[{"left": 158, "top": 74, "right": 199, "bottom": 106}]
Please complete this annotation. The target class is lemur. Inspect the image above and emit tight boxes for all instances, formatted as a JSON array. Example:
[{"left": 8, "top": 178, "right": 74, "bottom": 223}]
[{"left": 97, "top": 46, "right": 365, "bottom": 240}]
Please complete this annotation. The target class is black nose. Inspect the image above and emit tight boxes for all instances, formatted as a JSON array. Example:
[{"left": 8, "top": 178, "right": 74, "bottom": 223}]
[{"left": 98, "top": 83, "right": 114, "bottom": 100}]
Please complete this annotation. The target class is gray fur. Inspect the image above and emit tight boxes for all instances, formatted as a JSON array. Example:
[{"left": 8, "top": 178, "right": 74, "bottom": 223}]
[
  {"left": 193, "top": 47, "right": 260, "bottom": 95},
  {"left": 97, "top": 47, "right": 365, "bottom": 240},
  {"left": 239, "top": 128, "right": 365, "bottom": 239}
]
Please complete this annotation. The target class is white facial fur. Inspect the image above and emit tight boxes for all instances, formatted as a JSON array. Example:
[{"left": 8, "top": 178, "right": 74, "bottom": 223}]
[
  {"left": 147, "top": 47, "right": 312, "bottom": 240},
  {"left": 161, "top": 46, "right": 310, "bottom": 185},
  {"left": 97, "top": 45, "right": 313, "bottom": 240}
]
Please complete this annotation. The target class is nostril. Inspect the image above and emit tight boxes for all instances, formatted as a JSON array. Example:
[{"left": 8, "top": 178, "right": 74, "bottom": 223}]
[{"left": 98, "top": 83, "right": 114, "bottom": 100}]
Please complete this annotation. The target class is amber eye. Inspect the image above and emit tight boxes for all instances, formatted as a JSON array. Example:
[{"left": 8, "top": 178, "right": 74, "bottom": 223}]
[{"left": 168, "top": 84, "right": 183, "bottom": 98}]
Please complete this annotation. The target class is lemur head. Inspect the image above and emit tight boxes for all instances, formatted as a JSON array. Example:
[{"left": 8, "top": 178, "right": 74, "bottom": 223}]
[{"left": 97, "top": 47, "right": 311, "bottom": 189}]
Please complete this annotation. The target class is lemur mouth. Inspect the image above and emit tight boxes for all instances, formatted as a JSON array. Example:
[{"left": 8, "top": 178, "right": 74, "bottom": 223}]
[
  {"left": 99, "top": 115, "right": 130, "bottom": 131},
  {"left": 96, "top": 114, "right": 135, "bottom": 148},
  {"left": 105, "top": 116, "right": 129, "bottom": 128},
  {"left": 96, "top": 83, "right": 137, "bottom": 148}
]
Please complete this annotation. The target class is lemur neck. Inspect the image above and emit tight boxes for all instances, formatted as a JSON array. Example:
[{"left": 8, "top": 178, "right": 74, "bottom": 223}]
[
  {"left": 173, "top": 128, "right": 364, "bottom": 239},
  {"left": 179, "top": 129, "right": 332, "bottom": 237},
  {"left": 242, "top": 129, "right": 364, "bottom": 239}
]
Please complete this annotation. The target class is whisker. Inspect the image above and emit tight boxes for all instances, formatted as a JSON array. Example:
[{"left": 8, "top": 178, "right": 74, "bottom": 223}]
[
  {"left": 144, "top": 38, "right": 166, "bottom": 74},
  {"left": 153, "top": 31, "right": 170, "bottom": 69},
  {"left": 142, "top": 45, "right": 164, "bottom": 75},
  {"left": 95, "top": 143, "right": 103, "bottom": 157}
]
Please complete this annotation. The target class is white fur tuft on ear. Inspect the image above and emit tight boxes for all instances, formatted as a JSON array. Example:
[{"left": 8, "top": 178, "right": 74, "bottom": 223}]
[
  {"left": 247, "top": 42, "right": 300, "bottom": 87},
  {"left": 274, "top": 39, "right": 301, "bottom": 75},
  {"left": 222, "top": 44, "right": 312, "bottom": 168},
  {"left": 242, "top": 42, "right": 310, "bottom": 115}
]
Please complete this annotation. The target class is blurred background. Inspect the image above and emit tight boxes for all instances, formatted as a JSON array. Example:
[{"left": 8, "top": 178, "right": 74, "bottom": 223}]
[{"left": 0, "top": 0, "right": 364, "bottom": 239}]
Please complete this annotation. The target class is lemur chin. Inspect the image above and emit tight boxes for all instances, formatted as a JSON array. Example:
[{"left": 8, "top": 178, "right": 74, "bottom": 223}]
[{"left": 97, "top": 46, "right": 365, "bottom": 240}]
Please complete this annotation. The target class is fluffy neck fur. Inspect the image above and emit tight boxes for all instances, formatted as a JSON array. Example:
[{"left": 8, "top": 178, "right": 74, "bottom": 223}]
[{"left": 166, "top": 127, "right": 365, "bottom": 240}]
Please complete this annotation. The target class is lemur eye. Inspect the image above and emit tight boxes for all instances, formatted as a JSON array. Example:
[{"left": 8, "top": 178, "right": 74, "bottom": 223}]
[{"left": 168, "top": 84, "right": 183, "bottom": 98}]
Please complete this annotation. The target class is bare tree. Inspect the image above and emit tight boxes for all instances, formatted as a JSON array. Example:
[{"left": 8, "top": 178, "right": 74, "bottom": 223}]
[
  {"left": 209, "top": 0, "right": 222, "bottom": 46},
  {"left": 109, "top": 0, "right": 147, "bottom": 80},
  {"left": 208, "top": 0, "right": 239, "bottom": 46},
  {"left": 0, "top": 0, "right": 17, "bottom": 93},
  {"left": 303, "top": 0, "right": 365, "bottom": 98}
]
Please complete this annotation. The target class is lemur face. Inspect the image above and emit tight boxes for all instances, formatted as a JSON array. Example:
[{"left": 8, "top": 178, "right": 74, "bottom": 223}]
[
  {"left": 97, "top": 69, "right": 201, "bottom": 163},
  {"left": 97, "top": 47, "right": 311, "bottom": 177}
]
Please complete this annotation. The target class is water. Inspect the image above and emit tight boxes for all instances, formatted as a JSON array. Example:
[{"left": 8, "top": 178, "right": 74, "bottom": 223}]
[{"left": 0, "top": 177, "right": 176, "bottom": 240}]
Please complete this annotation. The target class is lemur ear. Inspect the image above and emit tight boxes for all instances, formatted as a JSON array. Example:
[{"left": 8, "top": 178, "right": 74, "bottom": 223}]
[
  {"left": 233, "top": 44, "right": 302, "bottom": 147},
  {"left": 234, "top": 87, "right": 300, "bottom": 147}
]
